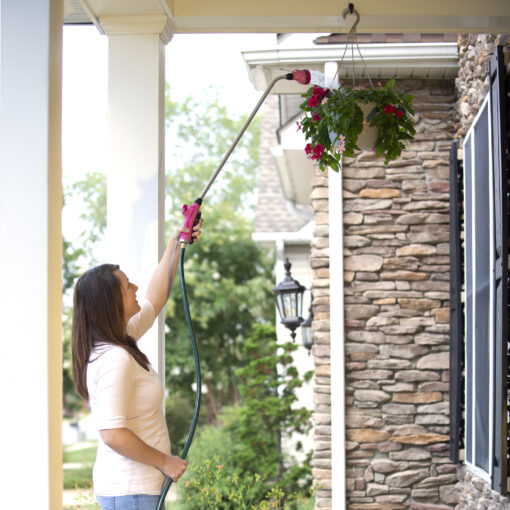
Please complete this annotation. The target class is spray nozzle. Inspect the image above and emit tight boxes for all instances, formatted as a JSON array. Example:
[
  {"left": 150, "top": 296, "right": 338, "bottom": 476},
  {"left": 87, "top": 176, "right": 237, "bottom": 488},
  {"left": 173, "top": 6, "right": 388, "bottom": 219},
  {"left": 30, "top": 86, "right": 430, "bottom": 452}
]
[
  {"left": 287, "top": 69, "right": 328, "bottom": 88},
  {"left": 287, "top": 69, "right": 311, "bottom": 85}
]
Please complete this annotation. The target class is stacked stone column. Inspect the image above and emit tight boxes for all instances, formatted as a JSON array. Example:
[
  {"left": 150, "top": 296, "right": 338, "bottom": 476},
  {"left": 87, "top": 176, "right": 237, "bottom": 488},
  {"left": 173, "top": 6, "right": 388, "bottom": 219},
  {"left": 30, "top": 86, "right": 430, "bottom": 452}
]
[{"left": 311, "top": 78, "right": 459, "bottom": 509}]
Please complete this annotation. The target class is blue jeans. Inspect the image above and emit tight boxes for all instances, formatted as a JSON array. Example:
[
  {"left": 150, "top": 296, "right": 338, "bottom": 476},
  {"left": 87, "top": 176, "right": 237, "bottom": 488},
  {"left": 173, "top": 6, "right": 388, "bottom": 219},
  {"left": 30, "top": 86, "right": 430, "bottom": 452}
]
[{"left": 96, "top": 494, "right": 160, "bottom": 510}]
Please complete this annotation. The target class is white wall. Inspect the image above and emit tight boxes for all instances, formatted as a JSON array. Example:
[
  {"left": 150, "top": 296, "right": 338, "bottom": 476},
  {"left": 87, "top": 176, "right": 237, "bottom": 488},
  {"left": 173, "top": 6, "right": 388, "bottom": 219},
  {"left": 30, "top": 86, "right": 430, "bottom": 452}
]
[{"left": 0, "top": 1, "right": 63, "bottom": 508}]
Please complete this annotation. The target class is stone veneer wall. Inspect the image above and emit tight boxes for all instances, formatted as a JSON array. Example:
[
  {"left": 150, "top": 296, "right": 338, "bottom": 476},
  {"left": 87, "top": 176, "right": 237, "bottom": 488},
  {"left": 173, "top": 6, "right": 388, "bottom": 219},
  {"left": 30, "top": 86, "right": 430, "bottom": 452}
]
[
  {"left": 456, "top": 34, "right": 510, "bottom": 139},
  {"left": 310, "top": 78, "right": 459, "bottom": 510},
  {"left": 454, "top": 34, "right": 510, "bottom": 510}
]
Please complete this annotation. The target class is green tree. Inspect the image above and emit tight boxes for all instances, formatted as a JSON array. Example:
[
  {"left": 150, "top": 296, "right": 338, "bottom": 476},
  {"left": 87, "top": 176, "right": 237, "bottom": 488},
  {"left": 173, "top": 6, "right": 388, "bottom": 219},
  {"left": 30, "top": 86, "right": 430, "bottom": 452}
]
[
  {"left": 62, "top": 171, "right": 106, "bottom": 415},
  {"left": 164, "top": 86, "right": 275, "bottom": 425},
  {"left": 62, "top": 171, "right": 106, "bottom": 292},
  {"left": 234, "top": 324, "right": 313, "bottom": 503}
]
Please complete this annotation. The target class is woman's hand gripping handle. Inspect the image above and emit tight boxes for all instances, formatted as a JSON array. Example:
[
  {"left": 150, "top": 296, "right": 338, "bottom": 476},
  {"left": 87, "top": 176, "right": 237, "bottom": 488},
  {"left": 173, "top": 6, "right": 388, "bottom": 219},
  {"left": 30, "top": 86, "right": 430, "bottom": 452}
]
[{"left": 180, "top": 198, "right": 202, "bottom": 244}]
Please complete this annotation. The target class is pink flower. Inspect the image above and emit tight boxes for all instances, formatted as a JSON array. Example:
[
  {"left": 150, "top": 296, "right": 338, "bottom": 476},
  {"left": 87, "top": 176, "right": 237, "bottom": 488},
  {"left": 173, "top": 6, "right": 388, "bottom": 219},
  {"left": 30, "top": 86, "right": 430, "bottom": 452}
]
[
  {"left": 333, "top": 134, "right": 346, "bottom": 155},
  {"left": 313, "top": 144, "right": 324, "bottom": 159},
  {"left": 313, "top": 85, "right": 324, "bottom": 96},
  {"left": 307, "top": 86, "right": 330, "bottom": 109},
  {"left": 296, "top": 122, "right": 302, "bottom": 131},
  {"left": 305, "top": 143, "right": 324, "bottom": 160},
  {"left": 384, "top": 104, "right": 403, "bottom": 118},
  {"left": 312, "top": 112, "right": 321, "bottom": 122},
  {"left": 308, "top": 95, "right": 320, "bottom": 108}
]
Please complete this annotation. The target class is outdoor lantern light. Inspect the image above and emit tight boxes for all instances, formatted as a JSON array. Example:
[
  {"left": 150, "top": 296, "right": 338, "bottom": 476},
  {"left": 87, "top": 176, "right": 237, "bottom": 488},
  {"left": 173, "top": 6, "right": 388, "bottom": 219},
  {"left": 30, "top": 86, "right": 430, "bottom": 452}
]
[
  {"left": 273, "top": 257, "right": 305, "bottom": 341},
  {"left": 301, "top": 299, "right": 314, "bottom": 355}
]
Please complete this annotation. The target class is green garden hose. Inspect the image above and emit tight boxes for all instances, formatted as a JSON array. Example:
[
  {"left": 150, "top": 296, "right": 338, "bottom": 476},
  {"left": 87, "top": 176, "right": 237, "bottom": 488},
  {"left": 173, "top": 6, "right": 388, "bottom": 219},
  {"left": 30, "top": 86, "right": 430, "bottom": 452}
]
[
  {"left": 155, "top": 72, "right": 305, "bottom": 510},
  {"left": 156, "top": 244, "right": 202, "bottom": 510}
]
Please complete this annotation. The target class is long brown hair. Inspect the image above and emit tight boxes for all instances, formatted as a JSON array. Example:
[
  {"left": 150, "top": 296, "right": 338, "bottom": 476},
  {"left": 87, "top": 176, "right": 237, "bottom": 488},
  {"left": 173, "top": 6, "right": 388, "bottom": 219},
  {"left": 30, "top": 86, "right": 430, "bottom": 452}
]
[{"left": 71, "top": 264, "right": 150, "bottom": 401}]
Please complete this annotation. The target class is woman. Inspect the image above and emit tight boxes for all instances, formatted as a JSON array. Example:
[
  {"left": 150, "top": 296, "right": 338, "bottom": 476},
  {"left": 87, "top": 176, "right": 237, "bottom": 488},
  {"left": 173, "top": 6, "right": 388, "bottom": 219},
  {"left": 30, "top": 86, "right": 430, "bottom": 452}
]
[{"left": 72, "top": 221, "right": 202, "bottom": 510}]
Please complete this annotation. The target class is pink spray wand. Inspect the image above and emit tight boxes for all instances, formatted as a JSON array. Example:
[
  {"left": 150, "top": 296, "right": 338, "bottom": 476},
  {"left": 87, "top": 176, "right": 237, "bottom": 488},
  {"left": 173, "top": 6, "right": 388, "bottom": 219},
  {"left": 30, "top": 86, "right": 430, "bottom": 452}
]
[
  {"left": 179, "top": 70, "right": 314, "bottom": 244},
  {"left": 158, "top": 69, "right": 315, "bottom": 510}
]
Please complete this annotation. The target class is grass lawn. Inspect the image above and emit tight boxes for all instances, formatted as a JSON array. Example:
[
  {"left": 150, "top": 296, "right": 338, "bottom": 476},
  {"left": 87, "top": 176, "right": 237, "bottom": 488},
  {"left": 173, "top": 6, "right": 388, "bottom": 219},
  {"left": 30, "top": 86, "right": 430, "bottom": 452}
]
[{"left": 63, "top": 440, "right": 97, "bottom": 490}]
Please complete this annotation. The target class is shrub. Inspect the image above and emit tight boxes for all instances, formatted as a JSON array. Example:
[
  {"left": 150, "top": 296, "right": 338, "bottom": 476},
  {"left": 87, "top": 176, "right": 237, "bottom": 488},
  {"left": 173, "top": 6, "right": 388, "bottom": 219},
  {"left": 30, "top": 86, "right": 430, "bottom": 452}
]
[
  {"left": 177, "top": 407, "right": 278, "bottom": 510},
  {"left": 177, "top": 324, "right": 313, "bottom": 509},
  {"left": 234, "top": 324, "right": 313, "bottom": 502}
]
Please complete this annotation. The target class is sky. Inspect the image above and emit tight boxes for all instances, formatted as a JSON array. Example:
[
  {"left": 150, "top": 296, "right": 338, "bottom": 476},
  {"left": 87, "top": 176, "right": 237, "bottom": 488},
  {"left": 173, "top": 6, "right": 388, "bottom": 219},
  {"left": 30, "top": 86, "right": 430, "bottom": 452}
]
[{"left": 61, "top": 26, "right": 276, "bottom": 243}]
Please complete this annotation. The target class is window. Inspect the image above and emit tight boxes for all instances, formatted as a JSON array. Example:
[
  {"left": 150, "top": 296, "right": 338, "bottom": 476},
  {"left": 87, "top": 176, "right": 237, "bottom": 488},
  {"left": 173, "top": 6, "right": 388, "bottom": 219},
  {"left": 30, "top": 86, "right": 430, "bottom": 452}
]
[
  {"left": 463, "top": 95, "right": 495, "bottom": 480},
  {"left": 450, "top": 45, "right": 509, "bottom": 494}
]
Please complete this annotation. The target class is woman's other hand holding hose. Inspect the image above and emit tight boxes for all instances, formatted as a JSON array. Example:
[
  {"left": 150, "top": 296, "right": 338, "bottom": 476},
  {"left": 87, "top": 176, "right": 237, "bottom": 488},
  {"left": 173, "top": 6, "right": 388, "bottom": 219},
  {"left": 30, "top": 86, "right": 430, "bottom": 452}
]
[{"left": 160, "top": 455, "right": 188, "bottom": 482}]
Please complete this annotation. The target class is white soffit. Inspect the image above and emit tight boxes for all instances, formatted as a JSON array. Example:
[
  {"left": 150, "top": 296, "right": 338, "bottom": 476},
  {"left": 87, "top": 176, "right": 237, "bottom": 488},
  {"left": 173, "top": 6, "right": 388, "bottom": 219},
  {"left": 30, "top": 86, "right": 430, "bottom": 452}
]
[
  {"left": 271, "top": 113, "right": 316, "bottom": 206},
  {"left": 243, "top": 42, "right": 460, "bottom": 92},
  {"left": 272, "top": 145, "right": 316, "bottom": 206}
]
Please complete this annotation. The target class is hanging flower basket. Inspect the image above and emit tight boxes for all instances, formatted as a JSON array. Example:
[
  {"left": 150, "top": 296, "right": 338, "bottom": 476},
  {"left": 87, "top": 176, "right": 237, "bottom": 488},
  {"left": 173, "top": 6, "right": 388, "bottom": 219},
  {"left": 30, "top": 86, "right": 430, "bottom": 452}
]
[{"left": 298, "top": 77, "right": 416, "bottom": 171}]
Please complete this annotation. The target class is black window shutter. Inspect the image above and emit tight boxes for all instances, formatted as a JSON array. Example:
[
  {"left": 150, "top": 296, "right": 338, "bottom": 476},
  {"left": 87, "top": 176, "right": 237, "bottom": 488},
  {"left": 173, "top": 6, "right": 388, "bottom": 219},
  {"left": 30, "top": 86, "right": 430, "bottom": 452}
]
[
  {"left": 449, "top": 139, "right": 464, "bottom": 464},
  {"left": 489, "top": 45, "right": 509, "bottom": 494}
]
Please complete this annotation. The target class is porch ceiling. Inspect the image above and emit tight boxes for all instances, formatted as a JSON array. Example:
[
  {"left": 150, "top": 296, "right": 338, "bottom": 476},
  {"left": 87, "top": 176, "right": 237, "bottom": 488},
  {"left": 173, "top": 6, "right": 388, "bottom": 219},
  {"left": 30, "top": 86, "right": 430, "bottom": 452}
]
[{"left": 66, "top": 0, "right": 510, "bottom": 34}]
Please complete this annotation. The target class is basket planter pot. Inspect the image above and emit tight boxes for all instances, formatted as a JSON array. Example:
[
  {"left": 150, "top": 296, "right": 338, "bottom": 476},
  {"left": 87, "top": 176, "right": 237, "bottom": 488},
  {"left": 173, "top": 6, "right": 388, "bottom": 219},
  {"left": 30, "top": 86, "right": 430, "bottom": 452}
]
[
  {"left": 329, "top": 102, "right": 378, "bottom": 151},
  {"left": 356, "top": 102, "right": 378, "bottom": 149},
  {"left": 298, "top": 78, "right": 416, "bottom": 172}
]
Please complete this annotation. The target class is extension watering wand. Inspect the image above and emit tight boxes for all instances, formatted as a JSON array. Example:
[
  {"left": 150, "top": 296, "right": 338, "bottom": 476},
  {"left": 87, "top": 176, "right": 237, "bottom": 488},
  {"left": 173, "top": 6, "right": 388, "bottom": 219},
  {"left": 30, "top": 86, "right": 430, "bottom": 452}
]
[{"left": 156, "top": 69, "right": 314, "bottom": 510}]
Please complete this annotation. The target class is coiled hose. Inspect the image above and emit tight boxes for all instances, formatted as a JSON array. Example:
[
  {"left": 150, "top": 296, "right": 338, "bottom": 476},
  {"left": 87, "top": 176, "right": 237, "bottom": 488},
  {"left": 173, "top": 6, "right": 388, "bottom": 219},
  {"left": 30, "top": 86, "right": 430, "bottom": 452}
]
[{"left": 156, "top": 244, "right": 201, "bottom": 510}]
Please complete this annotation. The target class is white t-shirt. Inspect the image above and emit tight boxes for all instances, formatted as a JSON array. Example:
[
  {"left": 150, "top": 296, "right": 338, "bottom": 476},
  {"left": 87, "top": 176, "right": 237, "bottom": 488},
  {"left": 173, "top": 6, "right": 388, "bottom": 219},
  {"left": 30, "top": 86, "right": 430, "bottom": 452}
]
[{"left": 87, "top": 299, "right": 170, "bottom": 496}]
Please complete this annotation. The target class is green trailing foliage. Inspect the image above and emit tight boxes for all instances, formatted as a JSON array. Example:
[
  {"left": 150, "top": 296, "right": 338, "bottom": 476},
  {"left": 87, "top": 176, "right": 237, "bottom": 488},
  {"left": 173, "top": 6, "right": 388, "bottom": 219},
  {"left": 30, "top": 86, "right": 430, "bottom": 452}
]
[{"left": 299, "top": 77, "right": 416, "bottom": 170}]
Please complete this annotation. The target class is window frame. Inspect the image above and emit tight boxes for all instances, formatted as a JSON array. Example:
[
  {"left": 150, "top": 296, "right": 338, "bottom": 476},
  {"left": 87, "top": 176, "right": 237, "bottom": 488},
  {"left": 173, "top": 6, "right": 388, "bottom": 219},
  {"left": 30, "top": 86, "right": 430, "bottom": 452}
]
[
  {"left": 463, "top": 94, "right": 495, "bottom": 483},
  {"left": 456, "top": 44, "right": 508, "bottom": 494}
]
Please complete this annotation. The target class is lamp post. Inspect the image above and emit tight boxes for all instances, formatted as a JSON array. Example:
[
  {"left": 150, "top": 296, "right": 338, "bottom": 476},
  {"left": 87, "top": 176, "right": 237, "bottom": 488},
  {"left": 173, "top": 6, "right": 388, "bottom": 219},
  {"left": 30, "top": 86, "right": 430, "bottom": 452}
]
[{"left": 273, "top": 257, "right": 305, "bottom": 341}]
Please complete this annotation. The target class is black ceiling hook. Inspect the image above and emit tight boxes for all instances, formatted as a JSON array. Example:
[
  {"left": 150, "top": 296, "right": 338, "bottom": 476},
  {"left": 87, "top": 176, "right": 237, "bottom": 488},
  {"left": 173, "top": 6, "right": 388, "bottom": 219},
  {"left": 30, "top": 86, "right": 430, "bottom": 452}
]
[{"left": 341, "top": 3, "right": 360, "bottom": 41}]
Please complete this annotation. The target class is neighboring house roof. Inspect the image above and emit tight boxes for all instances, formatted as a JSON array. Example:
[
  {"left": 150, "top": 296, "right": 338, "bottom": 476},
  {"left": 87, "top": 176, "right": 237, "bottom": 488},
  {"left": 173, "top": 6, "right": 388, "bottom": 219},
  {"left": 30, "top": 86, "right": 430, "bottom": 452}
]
[
  {"left": 255, "top": 95, "right": 312, "bottom": 236},
  {"left": 314, "top": 33, "right": 459, "bottom": 44}
]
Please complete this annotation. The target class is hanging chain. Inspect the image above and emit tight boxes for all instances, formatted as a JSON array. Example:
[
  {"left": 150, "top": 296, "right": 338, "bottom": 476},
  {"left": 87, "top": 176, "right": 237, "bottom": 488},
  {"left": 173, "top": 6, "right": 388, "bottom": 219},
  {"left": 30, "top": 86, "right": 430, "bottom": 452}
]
[
  {"left": 331, "top": 3, "right": 374, "bottom": 90},
  {"left": 351, "top": 42, "right": 355, "bottom": 87},
  {"left": 355, "top": 39, "right": 374, "bottom": 89}
]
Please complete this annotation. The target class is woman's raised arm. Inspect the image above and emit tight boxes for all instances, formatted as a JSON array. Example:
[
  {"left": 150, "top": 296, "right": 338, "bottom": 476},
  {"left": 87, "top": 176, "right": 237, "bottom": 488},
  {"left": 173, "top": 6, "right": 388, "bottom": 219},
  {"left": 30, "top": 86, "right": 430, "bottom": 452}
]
[{"left": 144, "top": 220, "right": 202, "bottom": 316}]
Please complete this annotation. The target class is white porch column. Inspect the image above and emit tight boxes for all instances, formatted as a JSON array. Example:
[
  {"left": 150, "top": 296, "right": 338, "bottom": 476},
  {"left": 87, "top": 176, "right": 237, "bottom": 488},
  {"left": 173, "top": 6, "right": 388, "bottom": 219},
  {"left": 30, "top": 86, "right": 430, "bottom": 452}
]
[
  {"left": 0, "top": 1, "right": 63, "bottom": 508},
  {"left": 103, "top": 16, "right": 172, "bottom": 378},
  {"left": 325, "top": 60, "right": 346, "bottom": 509}
]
